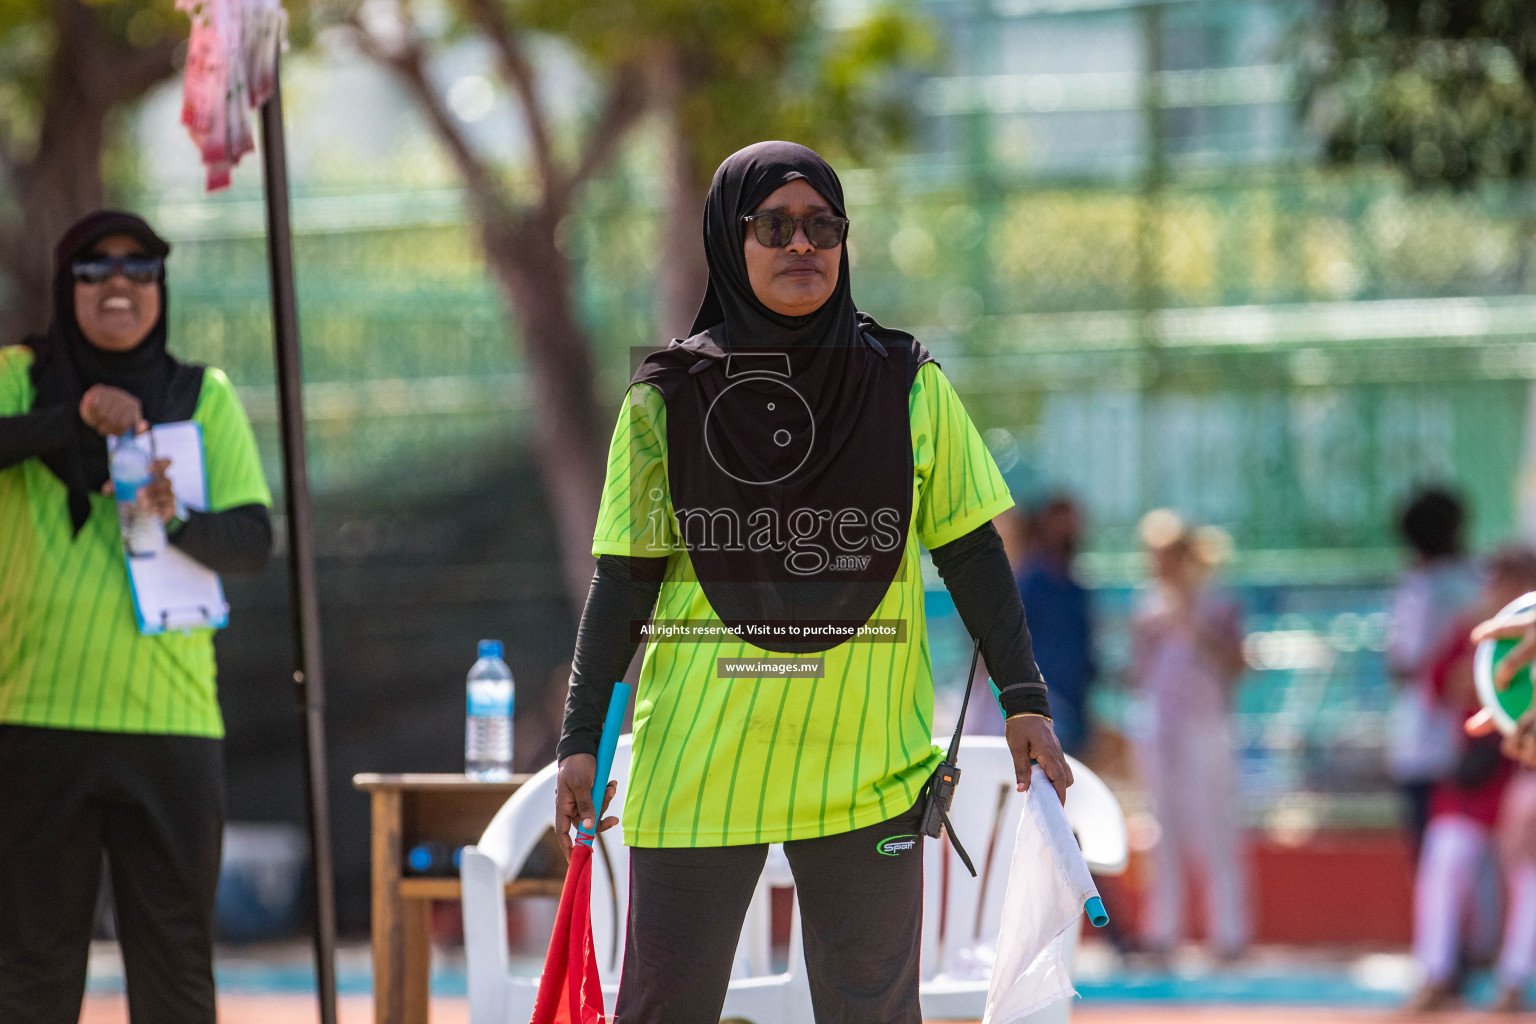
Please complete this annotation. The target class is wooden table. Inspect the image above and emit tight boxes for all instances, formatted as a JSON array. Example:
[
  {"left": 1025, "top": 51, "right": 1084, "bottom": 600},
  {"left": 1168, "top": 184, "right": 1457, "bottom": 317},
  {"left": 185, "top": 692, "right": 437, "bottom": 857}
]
[{"left": 353, "top": 773, "right": 564, "bottom": 1024}]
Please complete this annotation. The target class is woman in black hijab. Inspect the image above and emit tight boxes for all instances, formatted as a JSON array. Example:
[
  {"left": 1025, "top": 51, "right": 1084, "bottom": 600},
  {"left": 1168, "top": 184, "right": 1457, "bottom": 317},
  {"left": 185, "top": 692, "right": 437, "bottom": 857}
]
[
  {"left": 0, "top": 211, "right": 272, "bottom": 1024},
  {"left": 555, "top": 142, "right": 1071, "bottom": 1023}
]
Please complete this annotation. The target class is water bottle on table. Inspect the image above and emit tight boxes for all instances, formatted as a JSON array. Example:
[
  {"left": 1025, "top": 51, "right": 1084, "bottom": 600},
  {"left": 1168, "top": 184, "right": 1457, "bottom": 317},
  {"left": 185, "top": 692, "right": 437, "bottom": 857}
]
[
  {"left": 465, "top": 639, "right": 514, "bottom": 780},
  {"left": 110, "top": 432, "right": 165, "bottom": 557}
]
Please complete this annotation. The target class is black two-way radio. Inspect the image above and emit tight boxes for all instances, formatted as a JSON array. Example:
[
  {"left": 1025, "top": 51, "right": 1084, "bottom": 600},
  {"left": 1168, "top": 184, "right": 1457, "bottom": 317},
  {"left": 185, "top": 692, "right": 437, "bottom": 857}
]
[{"left": 919, "top": 636, "right": 981, "bottom": 876}]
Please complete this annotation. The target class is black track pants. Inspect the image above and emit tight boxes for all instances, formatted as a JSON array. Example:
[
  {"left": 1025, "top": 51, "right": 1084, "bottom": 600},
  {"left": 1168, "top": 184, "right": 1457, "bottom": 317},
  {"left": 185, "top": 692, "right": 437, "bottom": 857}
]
[
  {"left": 0, "top": 725, "right": 224, "bottom": 1024},
  {"left": 614, "top": 799, "right": 926, "bottom": 1024}
]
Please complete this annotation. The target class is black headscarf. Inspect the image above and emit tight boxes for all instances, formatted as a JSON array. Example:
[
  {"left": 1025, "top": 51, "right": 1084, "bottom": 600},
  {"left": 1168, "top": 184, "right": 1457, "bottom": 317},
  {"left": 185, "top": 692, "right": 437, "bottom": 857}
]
[
  {"left": 691, "top": 140, "right": 859, "bottom": 348},
  {"left": 25, "top": 210, "right": 203, "bottom": 533},
  {"left": 635, "top": 142, "right": 932, "bottom": 653}
]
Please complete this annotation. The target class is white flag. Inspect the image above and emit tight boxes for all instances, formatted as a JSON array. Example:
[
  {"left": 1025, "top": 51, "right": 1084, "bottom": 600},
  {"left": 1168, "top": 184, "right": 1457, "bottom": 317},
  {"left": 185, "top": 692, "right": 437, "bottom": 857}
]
[{"left": 982, "top": 764, "right": 1100, "bottom": 1024}]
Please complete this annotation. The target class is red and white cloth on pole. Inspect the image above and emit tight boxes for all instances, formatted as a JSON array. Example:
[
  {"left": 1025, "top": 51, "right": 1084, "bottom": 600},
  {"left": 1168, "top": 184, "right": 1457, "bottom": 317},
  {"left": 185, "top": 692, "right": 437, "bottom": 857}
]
[
  {"left": 529, "top": 833, "right": 606, "bottom": 1024},
  {"left": 177, "top": 0, "right": 287, "bottom": 191}
]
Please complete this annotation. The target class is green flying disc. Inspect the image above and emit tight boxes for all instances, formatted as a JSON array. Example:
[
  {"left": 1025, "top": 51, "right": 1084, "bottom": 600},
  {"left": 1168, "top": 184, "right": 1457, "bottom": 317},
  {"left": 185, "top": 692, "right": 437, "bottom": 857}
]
[{"left": 1474, "top": 592, "right": 1536, "bottom": 736}]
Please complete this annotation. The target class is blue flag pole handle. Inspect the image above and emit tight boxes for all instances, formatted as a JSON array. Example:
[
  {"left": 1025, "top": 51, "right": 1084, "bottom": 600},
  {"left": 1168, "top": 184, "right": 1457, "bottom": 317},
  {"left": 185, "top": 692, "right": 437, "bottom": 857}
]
[{"left": 577, "top": 682, "right": 631, "bottom": 841}]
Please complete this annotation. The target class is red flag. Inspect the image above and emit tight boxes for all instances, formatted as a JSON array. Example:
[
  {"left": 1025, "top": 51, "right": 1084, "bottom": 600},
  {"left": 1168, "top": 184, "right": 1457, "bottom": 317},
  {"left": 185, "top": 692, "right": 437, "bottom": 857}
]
[{"left": 529, "top": 836, "right": 605, "bottom": 1024}]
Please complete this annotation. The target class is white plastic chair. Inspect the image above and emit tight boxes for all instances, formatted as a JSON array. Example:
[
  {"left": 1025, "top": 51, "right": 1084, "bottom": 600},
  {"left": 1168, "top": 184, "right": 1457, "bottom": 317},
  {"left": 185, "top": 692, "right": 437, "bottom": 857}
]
[
  {"left": 716, "top": 843, "right": 815, "bottom": 1022},
  {"left": 464, "top": 736, "right": 1125, "bottom": 1024},
  {"left": 718, "top": 741, "right": 1127, "bottom": 1023},
  {"left": 461, "top": 736, "right": 803, "bottom": 1024},
  {"left": 919, "top": 739, "right": 1127, "bottom": 1022}
]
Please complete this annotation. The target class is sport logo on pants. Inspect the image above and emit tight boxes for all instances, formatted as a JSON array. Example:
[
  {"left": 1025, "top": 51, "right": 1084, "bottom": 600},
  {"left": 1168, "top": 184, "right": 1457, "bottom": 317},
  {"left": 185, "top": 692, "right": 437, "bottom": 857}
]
[{"left": 876, "top": 834, "right": 918, "bottom": 856}]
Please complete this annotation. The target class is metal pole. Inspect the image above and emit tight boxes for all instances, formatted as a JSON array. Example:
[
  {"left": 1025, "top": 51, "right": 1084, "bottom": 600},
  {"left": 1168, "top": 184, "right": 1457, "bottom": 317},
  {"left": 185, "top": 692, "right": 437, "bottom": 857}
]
[{"left": 259, "top": 53, "right": 339, "bottom": 1024}]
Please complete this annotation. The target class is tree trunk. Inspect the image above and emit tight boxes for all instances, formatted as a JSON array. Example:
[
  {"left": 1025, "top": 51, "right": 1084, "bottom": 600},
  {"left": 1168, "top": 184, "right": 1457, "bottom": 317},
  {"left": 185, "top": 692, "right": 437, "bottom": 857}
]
[
  {"left": 482, "top": 214, "right": 608, "bottom": 605},
  {"left": 1, "top": 46, "right": 111, "bottom": 339},
  {"left": 0, "top": 117, "right": 110, "bottom": 342},
  {"left": 0, "top": 0, "right": 176, "bottom": 342},
  {"left": 650, "top": 48, "right": 710, "bottom": 342}
]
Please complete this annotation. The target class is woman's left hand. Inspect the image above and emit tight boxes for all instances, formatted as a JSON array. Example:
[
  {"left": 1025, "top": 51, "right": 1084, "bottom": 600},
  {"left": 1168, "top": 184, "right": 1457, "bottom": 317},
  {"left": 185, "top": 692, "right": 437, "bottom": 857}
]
[
  {"left": 1472, "top": 609, "right": 1536, "bottom": 691},
  {"left": 1465, "top": 611, "right": 1536, "bottom": 768},
  {"left": 1509, "top": 712, "right": 1536, "bottom": 768},
  {"left": 136, "top": 458, "right": 176, "bottom": 524},
  {"left": 1004, "top": 714, "right": 1073, "bottom": 804},
  {"left": 1465, "top": 707, "right": 1536, "bottom": 769}
]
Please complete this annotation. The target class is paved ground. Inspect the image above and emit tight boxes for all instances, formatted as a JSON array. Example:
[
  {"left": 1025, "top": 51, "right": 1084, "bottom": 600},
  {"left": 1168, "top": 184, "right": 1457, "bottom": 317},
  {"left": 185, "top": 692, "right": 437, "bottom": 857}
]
[
  {"left": 80, "top": 994, "right": 415, "bottom": 1024},
  {"left": 76, "top": 940, "right": 1532, "bottom": 1022},
  {"left": 77, "top": 997, "right": 1511, "bottom": 1023}
]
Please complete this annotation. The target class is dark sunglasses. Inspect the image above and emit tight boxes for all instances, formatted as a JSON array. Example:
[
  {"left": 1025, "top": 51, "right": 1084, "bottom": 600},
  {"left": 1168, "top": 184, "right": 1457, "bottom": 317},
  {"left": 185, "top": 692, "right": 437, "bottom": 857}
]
[
  {"left": 71, "top": 254, "right": 164, "bottom": 285},
  {"left": 741, "top": 212, "right": 849, "bottom": 250}
]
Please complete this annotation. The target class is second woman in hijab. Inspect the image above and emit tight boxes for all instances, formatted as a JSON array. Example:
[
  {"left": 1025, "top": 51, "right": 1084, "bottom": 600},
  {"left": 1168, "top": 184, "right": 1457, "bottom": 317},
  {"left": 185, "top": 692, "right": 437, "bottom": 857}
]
[
  {"left": 0, "top": 211, "right": 272, "bottom": 1024},
  {"left": 554, "top": 141, "right": 1071, "bottom": 1023}
]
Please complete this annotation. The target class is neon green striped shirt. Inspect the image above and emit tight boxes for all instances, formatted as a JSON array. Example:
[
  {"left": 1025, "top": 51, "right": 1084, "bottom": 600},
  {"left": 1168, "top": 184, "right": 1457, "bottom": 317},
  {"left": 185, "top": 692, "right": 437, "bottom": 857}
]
[
  {"left": 595, "top": 361, "right": 1013, "bottom": 847},
  {"left": 0, "top": 345, "right": 271, "bottom": 737}
]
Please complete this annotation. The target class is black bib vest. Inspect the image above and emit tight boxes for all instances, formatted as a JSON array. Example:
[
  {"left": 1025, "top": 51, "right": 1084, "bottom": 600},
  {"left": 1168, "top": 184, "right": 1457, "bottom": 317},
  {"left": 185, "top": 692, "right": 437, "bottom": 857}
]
[{"left": 633, "top": 314, "right": 933, "bottom": 654}]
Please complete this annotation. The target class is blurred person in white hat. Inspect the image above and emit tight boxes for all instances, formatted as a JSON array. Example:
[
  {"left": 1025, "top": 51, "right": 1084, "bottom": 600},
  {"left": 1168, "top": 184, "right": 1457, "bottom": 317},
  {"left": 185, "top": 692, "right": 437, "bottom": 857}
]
[{"left": 1130, "top": 509, "right": 1249, "bottom": 962}]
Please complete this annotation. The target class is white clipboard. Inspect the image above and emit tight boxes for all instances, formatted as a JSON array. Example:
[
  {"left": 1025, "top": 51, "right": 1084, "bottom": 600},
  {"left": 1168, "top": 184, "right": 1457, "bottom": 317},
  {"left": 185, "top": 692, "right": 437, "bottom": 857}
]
[{"left": 109, "top": 422, "right": 230, "bottom": 635}]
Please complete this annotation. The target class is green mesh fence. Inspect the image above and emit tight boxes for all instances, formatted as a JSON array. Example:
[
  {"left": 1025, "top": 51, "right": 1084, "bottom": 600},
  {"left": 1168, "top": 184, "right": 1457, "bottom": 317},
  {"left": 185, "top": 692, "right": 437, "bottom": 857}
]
[
  {"left": 146, "top": 171, "right": 1536, "bottom": 576},
  {"left": 120, "top": 141, "right": 1536, "bottom": 826}
]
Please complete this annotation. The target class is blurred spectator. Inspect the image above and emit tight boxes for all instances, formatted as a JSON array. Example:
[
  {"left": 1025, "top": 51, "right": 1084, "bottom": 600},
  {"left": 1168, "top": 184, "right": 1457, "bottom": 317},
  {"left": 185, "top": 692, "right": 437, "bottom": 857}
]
[
  {"left": 1131, "top": 510, "right": 1249, "bottom": 961},
  {"left": 1387, "top": 487, "right": 1482, "bottom": 864},
  {"left": 1408, "top": 547, "right": 1536, "bottom": 1012},
  {"left": 1496, "top": 760, "right": 1536, "bottom": 1012},
  {"left": 1016, "top": 495, "right": 1095, "bottom": 757}
]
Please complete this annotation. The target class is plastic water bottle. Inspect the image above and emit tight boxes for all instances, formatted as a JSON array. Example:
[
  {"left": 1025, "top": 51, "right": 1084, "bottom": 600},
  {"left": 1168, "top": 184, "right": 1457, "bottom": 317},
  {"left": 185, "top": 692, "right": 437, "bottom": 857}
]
[
  {"left": 465, "top": 639, "right": 513, "bottom": 780},
  {"left": 110, "top": 434, "right": 165, "bottom": 557}
]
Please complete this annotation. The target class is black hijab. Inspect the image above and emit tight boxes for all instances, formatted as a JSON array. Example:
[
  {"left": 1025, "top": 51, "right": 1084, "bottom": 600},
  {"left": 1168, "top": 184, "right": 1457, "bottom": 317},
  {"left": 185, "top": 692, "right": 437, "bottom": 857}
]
[
  {"left": 25, "top": 210, "right": 203, "bottom": 533},
  {"left": 691, "top": 140, "right": 859, "bottom": 349},
  {"left": 635, "top": 142, "right": 932, "bottom": 653}
]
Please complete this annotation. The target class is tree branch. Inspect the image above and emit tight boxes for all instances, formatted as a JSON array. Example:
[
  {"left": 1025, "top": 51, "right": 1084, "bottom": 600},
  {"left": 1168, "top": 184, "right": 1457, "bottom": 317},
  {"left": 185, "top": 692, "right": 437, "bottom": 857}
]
[
  {"left": 111, "top": 35, "right": 181, "bottom": 104},
  {"left": 552, "top": 63, "right": 647, "bottom": 213},
  {"left": 347, "top": 5, "right": 506, "bottom": 219},
  {"left": 50, "top": 0, "right": 177, "bottom": 115},
  {"left": 460, "top": 0, "right": 557, "bottom": 197}
]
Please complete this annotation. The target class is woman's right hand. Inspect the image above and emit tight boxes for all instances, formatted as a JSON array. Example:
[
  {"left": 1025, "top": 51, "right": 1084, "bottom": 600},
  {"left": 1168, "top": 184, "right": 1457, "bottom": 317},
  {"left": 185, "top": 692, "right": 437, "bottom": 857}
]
[
  {"left": 554, "top": 753, "right": 618, "bottom": 858},
  {"left": 79, "top": 384, "right": 145, "bottom": 437}
]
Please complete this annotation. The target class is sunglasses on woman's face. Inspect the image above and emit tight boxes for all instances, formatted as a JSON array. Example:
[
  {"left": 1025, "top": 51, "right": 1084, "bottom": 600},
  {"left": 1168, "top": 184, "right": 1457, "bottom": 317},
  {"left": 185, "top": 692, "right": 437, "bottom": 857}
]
[
  {"left": 71, "top": 254, "right": 164, "bottom": 285},
  {"left": 741, "top": 212, "right": 849, "bottom": 250}
]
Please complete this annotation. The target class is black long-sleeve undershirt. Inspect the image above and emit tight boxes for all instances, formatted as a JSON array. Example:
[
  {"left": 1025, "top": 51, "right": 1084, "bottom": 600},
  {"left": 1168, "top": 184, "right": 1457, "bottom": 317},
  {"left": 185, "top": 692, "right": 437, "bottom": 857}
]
[
  {"left": 169, "top": 505, "right": 273, "bottom": 576},
  {"left": 557, "top": 554, "right": 668, "bottom": 761},
  {"left": 927, "top": 522, "right": 1051, "bottom": 718},
  {"left": 556, "top": 521, "right": 1051, "bottom": 761},
  {"left": 1, "top": 408, "right": 273, "bottom": 576},
  {"left": 0, "top": 407, "right": 85, "bottom": 470}
]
